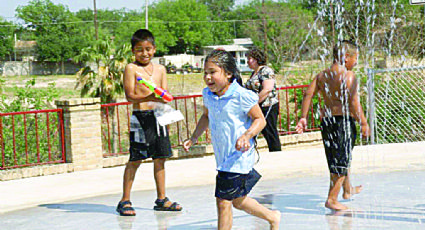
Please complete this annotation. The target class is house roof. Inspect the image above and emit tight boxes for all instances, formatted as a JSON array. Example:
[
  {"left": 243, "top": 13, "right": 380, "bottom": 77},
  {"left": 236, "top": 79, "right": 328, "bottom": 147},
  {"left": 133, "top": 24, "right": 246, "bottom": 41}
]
[
  {"left": 15, "top": 40, "right": 37, "bottom": 51},
  {"left": 203, "top": 44, "right": 249, "bottom": 52},
  {"left": 202, "top": 38, "right": 253, "bottom": 52}
]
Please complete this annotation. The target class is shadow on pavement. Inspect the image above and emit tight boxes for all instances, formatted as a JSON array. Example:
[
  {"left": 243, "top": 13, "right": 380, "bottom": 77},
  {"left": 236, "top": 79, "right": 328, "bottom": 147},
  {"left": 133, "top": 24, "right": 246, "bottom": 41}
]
[{"left": 39, "top": 203, "right": 151, "bottom": 214}]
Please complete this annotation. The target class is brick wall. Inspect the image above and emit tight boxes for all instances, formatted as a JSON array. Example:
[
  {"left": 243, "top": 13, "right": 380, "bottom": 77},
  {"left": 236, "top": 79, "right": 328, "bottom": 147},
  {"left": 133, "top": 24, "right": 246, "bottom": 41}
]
[{"left": 55, "top": 98, "right": 103, "bottom": 171}]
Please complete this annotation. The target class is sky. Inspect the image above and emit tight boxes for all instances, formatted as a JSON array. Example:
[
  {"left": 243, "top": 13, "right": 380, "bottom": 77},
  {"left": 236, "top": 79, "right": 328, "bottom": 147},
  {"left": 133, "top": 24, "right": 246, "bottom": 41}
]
[{"left": 1, "top": 0, "right": 250, "bottom": 21}]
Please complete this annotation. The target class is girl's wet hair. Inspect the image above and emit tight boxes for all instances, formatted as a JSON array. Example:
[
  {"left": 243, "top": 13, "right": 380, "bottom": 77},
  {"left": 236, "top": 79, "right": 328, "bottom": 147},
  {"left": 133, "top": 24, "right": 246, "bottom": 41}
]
[{"left": 204, "top": 49, "right": 243, "bottom": 85}]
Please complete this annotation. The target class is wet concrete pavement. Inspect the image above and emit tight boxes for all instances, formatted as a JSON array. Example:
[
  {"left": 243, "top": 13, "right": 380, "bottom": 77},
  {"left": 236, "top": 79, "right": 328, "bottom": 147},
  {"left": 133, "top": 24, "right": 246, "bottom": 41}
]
[{"left": 1, "top": 142, "right": 425, "bottom": 229}]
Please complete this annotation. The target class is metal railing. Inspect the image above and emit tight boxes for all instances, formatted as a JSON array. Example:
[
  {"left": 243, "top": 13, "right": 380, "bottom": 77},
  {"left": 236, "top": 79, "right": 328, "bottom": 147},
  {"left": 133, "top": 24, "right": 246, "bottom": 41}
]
[
  {"left": 0, "top": 109, "right": 66, "bottom": 169},
  {"left": 277, "top": 85, "right": 321, "bottom": 135},
  {"left": 101, "top": 85, "right": 320, "bottom": 157}
]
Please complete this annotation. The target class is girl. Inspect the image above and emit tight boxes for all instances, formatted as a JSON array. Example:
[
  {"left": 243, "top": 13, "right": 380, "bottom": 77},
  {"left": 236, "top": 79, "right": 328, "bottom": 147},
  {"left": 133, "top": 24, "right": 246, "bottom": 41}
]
[{"left": 183, "top": 49, "right": 281, "bottom": 230}]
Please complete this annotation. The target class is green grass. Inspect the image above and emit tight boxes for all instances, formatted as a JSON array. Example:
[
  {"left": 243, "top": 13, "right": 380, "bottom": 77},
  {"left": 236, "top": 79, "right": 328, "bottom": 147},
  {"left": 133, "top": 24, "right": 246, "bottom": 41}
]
[
  {"left": 2, "top": 86, "right": 81, "bottom": 98},
  {"left": 2, "top": 70, "right": 308, "bottom": 100}
]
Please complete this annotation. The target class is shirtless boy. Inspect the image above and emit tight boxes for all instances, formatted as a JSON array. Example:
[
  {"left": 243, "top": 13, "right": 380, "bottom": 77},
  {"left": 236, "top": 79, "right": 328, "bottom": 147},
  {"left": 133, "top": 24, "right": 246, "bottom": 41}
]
[
  {"left": 296, "top": 40, "right": 370, "bottom": 211},
  {"left": 116, "top": 29, "right": 182, "bottom": 216}
]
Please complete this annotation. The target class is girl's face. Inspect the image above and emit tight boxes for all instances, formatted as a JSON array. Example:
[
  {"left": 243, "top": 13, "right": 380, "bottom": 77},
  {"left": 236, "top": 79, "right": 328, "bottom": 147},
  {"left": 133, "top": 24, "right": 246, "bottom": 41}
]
[
  {"left": 204, "top": 61, "right": 232, "bottom": 96},
  {"left": 132, "top": 40, "right": 156, "bottom": 66}
]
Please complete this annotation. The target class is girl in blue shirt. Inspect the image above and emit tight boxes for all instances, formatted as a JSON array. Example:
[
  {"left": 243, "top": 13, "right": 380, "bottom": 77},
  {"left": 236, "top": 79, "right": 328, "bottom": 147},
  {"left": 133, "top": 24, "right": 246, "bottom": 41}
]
[{"left": 183, "top": 49, "right": 281, "bottom": 230}]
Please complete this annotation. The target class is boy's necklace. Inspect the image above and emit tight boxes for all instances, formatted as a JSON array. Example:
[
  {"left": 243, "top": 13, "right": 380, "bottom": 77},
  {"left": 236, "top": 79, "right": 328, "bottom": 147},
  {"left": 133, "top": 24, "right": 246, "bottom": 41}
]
[{"left": 142, "top": 63, "right": 154, "bottom": 78}]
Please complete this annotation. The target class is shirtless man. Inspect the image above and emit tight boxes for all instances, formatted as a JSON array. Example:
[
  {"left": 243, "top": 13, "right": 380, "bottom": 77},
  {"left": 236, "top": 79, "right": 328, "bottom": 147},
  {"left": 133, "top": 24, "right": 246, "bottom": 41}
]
[
  {"left": 116, "top": 29, "right": 182, "bottom": 216},
  {"left": 296, "top": 40, "right": 370, "bottom": 211}
]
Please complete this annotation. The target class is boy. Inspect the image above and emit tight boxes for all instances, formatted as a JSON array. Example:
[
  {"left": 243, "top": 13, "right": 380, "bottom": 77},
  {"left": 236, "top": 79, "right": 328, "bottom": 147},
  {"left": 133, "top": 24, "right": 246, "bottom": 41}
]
[
  {"left": 295, "top": 40, "right": 370, "bottom": 211},
  {"left": 116, "top": 29, "right": 182, "bottom": 216}
]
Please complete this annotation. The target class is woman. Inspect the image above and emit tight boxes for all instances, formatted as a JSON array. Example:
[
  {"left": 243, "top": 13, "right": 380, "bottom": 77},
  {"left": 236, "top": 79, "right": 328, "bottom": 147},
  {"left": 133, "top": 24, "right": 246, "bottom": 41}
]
[{"left": 245, "top": 47, "right": 282, "bottom": 152}]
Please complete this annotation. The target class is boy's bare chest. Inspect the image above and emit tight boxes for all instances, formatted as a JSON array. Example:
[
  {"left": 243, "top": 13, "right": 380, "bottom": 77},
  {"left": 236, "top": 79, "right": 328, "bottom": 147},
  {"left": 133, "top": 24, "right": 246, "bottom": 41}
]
[{"left": 133, "top": 65, "right": 162, "bottom": 89}]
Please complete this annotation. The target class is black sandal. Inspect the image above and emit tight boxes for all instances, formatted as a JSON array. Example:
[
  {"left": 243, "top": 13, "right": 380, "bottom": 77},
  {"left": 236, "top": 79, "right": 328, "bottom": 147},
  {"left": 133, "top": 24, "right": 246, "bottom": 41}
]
[
  {"left": 116, "top": 200, "right": 136, "bottom": 216},
  {"left": 153, "top": 197, "right": 182, "bottom": 211}
]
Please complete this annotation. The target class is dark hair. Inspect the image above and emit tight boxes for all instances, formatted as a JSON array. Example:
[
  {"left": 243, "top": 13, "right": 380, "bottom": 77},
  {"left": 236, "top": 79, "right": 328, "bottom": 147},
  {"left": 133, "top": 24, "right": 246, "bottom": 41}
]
[
  {"left": 247, "top": 47, "right": 267, "bottom": 66},
  {"left": 204, "top": 49, "right": 242, "bottom": 85},
  {"left": 131, "top": 29, "right": 155, "bottom": 49},
  {"left": 333, "top": 40, "right": 358, "bottom": 64}
]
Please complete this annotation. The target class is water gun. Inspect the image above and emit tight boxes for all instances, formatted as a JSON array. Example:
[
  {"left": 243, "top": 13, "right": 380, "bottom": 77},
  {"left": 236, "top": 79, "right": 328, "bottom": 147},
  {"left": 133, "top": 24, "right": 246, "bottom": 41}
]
[{"left": 136, "top": 76, "right": 174, "bottom": 102}]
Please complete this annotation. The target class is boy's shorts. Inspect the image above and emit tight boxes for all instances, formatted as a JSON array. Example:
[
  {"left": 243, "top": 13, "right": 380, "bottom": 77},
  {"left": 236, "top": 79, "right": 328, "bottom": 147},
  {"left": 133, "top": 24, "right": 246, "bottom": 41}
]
[
  {"left": 215, "top": 169, "right": 261, "bottom": 201},
  {"left": 129, "top": 110, "right": 172, "bottom": 161},
  {"left": 320, "top": 116, "right": 357, "bottom": 176}
]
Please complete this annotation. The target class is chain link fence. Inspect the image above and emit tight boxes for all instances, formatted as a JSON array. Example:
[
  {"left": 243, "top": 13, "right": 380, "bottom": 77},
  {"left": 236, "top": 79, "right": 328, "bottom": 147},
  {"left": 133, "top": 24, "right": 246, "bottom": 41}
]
[{"left": 368, "top": 66, "right": 425, "bottom": 144}]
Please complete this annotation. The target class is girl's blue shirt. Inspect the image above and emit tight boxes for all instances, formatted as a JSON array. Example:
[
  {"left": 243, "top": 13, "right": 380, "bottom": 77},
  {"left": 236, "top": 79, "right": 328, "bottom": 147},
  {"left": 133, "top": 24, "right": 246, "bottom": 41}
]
[{"left": 202, "top": 80, "right": 259, "bottom": 174}]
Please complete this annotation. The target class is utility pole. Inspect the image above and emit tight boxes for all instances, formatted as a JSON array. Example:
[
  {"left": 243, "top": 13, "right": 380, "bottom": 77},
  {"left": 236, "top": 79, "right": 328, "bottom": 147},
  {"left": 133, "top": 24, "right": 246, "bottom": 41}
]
[
  {"left": 14, "top": 33, "right": 17, "bottom": 61},
  {"left": 93, "top": 0, "right": 99, "bottom": 40},
  {"left": 262, "top": 0, "right": 267, "bottom": 54},
  {"left": 330, "top": 2, "right": 335, "bottom": 48},
  {"left": 145, "top": 0, "right": 149, "bottom": 29}
]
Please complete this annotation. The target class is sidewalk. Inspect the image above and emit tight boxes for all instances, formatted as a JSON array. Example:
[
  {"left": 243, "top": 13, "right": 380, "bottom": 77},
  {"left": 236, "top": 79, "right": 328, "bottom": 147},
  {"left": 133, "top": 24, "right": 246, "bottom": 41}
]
[{"left": 1, "top": 142, "right": 424, "bottom": 214}]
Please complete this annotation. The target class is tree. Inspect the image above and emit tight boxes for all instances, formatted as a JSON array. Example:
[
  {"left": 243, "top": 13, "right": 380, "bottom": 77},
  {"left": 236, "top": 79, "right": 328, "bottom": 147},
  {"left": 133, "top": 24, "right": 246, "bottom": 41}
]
[
  {"left": 75, "top": 8, "right": 108, "bottom": 42},
  {"left": 243, "top": 1, "right": 314, "bottom": 72},
  {"left": 74, "top": 8, "right": 174, "bottom": 55},
  {"left": 0, "top": 18, "right": 16, "bottom": 61},
  {"left": 198, "top": 0, "right": 235, "bottom": 17},
  {"left": 112, "top": 9, "right": 175, "bottom": 55},
  {"left": 197, "top": 0, "right": 237, "bottom": 43},
  {"left": 227, "top": 1, "right": 260, "bottom": 39},
  {"left": 16, "top": 0, "right": 93, "bottom": 73},
  {"left": 76, "top": 8, "right": 133, "bottom": 43},
  {"left": 150, "top": 0, "right": 214, "bottom": 54},
  {"left": 74, "top": 39, "right": 132, "bottom": 103},
  {"left": 0, "top": 80, "right": 62, "bottom": 168},
  {"left": 305, "top": 0, "right": 425, "bottom": 65},
  {"left": 74, "top": 39, "right": 132, "bottom": 154}
]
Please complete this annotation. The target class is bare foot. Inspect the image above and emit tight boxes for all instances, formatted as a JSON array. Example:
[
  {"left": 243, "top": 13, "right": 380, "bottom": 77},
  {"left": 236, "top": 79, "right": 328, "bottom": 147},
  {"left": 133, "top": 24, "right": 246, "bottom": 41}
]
[
  {"left": 325, "top": 200, "right": 349, "bottom": 211},
  {"left": 343, "top": 185, "right": 363, "bottom": 200},
  {"left": 269, "top": 210, "right": 281, "bottom": 230}
]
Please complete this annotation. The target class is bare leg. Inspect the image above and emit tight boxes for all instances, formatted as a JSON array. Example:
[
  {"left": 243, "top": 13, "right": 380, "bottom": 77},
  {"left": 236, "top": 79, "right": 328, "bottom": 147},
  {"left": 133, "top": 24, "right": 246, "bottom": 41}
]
[
  {"left": 232, "top": 196, "right": 281, "bottom": 230},
  {"left": 325, "top": 173, "right": 348, "bottom": 211},
  {"left": 153, "top": 158, "right": 166, "bottom": 199},
  {"left": 342, "top": 171, "right": 363, "bottom": 200},
  {"left": 216, "top": 198, "right": 233, "bottom": 230},
  {"left": 153, "top": 158, "right": 182, "bottom": 209},
  {"left": 119, "top": 161, "right": 142, "bottom": 215}
]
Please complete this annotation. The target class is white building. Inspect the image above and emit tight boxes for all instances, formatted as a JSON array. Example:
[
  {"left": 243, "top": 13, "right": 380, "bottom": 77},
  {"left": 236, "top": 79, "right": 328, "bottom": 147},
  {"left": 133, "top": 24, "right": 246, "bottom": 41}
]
[
  {"left": 202, "top": 38, "right": 253, "bottom": 73},
  {"left": 153, "top": 53, "right": 204, "bottom": 69},
  {"left": 151, "top": 38, "right": 254, "bottom": 73}
]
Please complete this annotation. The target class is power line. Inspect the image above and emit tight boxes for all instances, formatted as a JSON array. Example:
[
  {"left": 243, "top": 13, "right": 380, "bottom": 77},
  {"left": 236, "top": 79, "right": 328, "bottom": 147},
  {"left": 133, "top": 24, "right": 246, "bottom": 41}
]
[{"left": 0, "top": 12, "right": 417, "bottom": 27}]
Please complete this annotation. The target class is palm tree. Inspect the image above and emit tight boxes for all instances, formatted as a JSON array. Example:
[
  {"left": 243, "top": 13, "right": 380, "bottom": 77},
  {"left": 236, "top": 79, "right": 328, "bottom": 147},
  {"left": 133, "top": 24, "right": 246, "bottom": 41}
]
[
  {"left": 74, "top": 39, "right": 132, "bottom": 103},
  {"left": 74, "top": 39, "right": 133, "bottom": 154}
]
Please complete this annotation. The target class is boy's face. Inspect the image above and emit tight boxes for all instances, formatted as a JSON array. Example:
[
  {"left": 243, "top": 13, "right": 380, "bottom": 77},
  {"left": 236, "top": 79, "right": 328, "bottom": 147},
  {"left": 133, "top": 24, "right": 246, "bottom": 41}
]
[
  {"left": 132, "top": 40, "right": 156, "bottom": 66},
  {"left": 345, "top": 52, "right": 358, "bottom": 70},
  {"left": 204, "top": 60, "right": 231, "bottom": 96}
]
